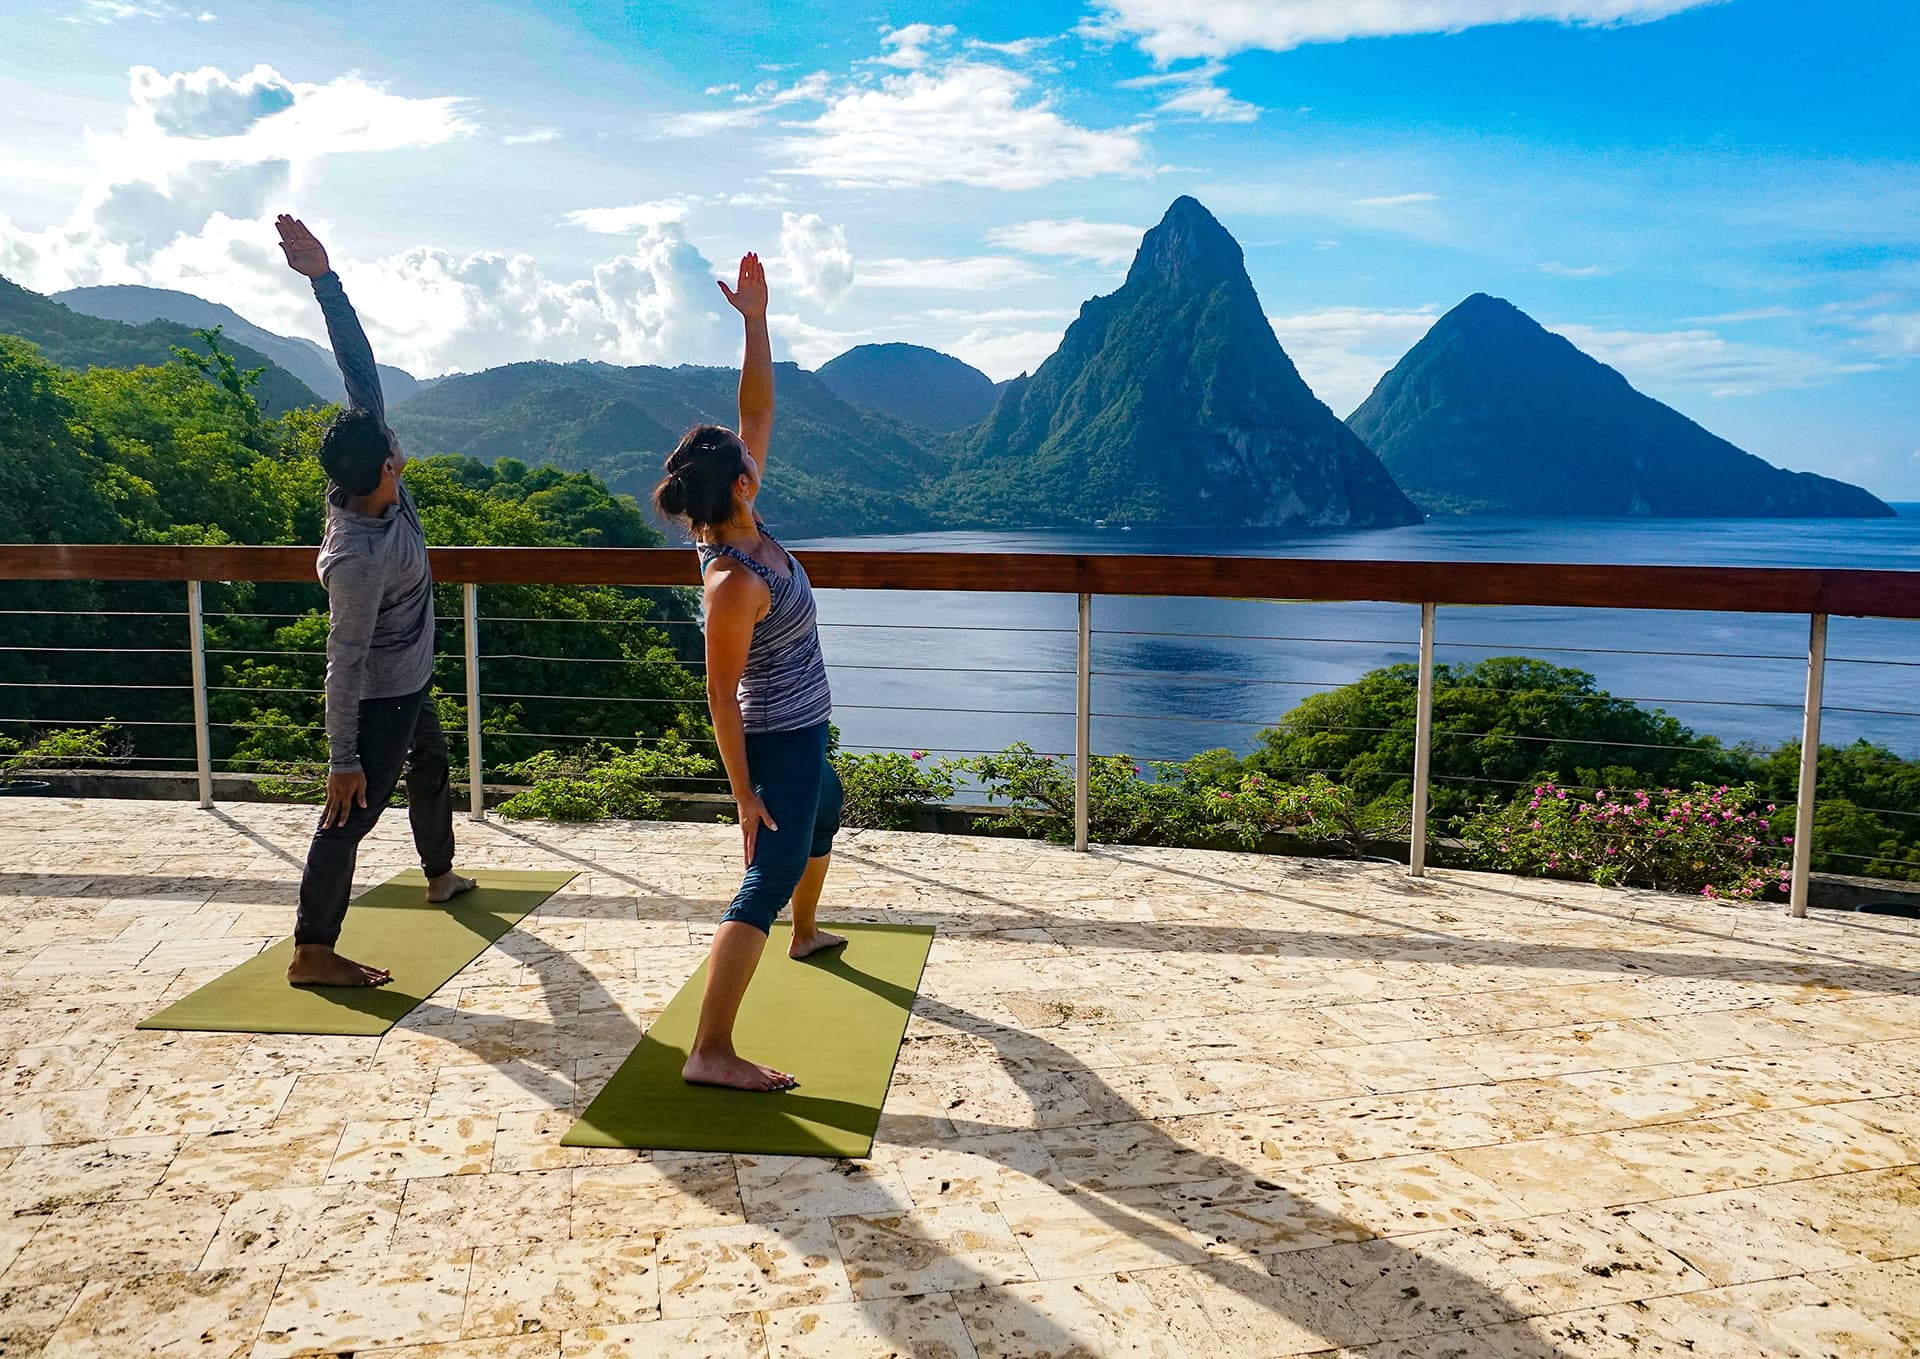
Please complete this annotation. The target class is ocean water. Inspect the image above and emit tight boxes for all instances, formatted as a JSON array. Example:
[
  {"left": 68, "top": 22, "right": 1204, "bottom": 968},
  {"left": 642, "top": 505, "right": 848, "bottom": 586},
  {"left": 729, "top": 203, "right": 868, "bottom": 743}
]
[{"left": 791, "top": 508, "right": 1920, "bottom": 764}]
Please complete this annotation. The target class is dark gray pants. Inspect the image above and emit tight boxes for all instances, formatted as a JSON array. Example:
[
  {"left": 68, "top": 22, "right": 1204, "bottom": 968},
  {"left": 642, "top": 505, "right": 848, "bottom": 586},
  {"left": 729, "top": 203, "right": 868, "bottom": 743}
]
[{"left": 295, "top": 684, "right": 455, "bottom": 947}]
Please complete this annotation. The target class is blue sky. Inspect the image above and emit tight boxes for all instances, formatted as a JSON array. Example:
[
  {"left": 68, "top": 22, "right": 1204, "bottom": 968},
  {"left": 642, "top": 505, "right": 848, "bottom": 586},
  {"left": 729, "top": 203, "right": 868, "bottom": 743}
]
[{"left": 2, "top": 0, "right": 1916, "bottom": 497}]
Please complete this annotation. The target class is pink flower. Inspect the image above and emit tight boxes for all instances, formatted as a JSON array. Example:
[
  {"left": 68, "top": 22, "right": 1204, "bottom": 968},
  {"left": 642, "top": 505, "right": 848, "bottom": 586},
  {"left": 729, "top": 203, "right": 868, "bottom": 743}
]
[
  {"left": 910, "top": 751, "right": 926, "bottom": 761},
  {"left": 1218, "top": 791, "right": 1231, "bottom": 800}
]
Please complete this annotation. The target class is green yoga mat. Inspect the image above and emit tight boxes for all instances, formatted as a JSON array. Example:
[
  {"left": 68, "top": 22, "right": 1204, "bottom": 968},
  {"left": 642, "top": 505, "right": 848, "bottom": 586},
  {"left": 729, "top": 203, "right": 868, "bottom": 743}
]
[
  {"left": 138, "top": 868, "right": 577, "bottom": 1036},
  {"left": 564, "top": 921, "right": 934, "bottom": 1159}
]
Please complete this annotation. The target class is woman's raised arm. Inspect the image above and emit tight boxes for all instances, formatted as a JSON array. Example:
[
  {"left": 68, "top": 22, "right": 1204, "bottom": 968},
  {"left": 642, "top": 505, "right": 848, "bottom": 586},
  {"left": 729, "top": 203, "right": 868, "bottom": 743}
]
[{"left": 718, "top": 252, "right": 772, "bottom": 476}]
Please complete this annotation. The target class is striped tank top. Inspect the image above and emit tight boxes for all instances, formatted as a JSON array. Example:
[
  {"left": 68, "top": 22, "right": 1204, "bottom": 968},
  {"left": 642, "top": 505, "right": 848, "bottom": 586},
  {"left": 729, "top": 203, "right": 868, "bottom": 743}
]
[{"left": 696, "top": 531, "right": 833, "bottom": 734}]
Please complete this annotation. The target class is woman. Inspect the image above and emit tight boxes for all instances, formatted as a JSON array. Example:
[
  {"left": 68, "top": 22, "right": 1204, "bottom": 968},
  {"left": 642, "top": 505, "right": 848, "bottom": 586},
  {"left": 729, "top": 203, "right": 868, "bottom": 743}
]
[{"left": 654, "top": 251, "right": 844, "bottom": 1093}]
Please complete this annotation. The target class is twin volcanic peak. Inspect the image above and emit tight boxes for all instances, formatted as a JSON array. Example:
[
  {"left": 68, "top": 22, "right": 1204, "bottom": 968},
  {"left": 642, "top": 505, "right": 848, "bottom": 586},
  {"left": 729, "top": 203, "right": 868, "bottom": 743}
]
[
  {"left": 1349, "top": 292, "right": 1892, "bottom": 518},
  {"left": 936, "top": 196, "right": 1425, "bottom": 528}
]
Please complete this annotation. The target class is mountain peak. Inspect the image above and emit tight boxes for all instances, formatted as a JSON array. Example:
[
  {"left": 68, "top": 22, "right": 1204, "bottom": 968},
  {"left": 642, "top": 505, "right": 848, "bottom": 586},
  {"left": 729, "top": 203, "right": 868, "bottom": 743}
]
[
  {"left": 1348, "top": 294, "right": 1892, "bottom": 520},
  {"left": 1439, "top": 292, "right": 1533, "bottom": 333},
  {"left": 1126, "top": 196, "right": 1244, "bottom": 289}
]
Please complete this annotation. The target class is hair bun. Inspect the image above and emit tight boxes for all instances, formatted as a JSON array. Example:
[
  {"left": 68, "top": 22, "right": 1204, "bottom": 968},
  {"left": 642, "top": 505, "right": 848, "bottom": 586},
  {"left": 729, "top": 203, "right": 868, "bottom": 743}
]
[{"left": 655, "top": 474, "right": 688, "bottom": 518}]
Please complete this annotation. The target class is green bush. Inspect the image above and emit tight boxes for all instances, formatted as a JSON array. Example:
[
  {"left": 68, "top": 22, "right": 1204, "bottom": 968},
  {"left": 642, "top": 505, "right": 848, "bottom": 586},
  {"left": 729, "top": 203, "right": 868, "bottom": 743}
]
[
  {"left": 1459, "top": 780, "right": 1790, "bottom": 901},
  {"left": 831, "top": 750, "right": 956, "bottom": 830},
  {"left": 495, "top": 729, "right": 717, "bottom": 822},
  {"left": 952, "top": 743, "right": 1398, "bottom": 854},
  {"left": 0, "top": 724, "right": 124, "bottom": 775}
]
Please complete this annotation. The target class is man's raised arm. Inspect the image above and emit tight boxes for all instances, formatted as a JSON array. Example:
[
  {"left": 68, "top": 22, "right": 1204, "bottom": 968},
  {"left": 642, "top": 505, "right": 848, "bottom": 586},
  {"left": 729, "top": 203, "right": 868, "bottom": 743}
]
[{"left": 276, "top": 214, "right": 385, "bottom": 424}]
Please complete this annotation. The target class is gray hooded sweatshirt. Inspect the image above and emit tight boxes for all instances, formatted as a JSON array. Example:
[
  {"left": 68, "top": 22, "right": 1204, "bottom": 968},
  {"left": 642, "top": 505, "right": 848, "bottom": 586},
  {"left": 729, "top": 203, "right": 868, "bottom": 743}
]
[{"left": 311, "top": 271, "right": 435, "bottom": 773}]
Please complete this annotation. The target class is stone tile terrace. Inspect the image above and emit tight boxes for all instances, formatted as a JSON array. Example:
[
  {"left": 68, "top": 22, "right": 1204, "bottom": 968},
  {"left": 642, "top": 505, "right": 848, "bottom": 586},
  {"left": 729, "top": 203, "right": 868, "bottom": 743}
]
[{"left": 1, "top": 797, "right": 1917, "bottom": 1357}]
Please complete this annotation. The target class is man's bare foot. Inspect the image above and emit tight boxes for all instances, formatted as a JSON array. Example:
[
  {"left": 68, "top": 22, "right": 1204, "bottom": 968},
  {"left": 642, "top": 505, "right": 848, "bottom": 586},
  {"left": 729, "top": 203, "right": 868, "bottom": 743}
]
[
  {"left": 682, "top": 1049, "right": 796, "bottom": 1091},
  {"left": 788, "top": 928, "right": 847, "bottom": 960},
  {"left": 287, "top": 945, "right": 390, "bottom": 987},
  {"left": 426, "top": 871, "right": 477, "bottom": 904}
]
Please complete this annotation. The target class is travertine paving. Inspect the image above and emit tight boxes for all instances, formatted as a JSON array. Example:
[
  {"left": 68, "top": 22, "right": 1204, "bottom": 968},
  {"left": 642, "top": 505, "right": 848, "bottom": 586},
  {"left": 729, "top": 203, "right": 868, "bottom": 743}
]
[{"left": 1, "top": 797, "right": 1917, "bottom": 1357}]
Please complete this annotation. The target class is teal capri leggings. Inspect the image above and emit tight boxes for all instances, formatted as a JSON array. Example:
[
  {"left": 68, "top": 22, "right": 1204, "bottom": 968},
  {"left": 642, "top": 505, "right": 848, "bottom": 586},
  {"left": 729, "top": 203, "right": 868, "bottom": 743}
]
[{"left": 720, "top": 720, "right": 843, "bottom": 933}]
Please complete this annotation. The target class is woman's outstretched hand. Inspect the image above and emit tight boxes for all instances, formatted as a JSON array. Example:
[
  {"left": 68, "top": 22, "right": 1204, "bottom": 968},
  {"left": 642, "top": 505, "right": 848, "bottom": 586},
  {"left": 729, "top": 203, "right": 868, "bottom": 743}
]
[
  {"left": 736, "top": 789, "right": 778, "bottom": 867},
  {"left": 717, "top": 252, "right": 768, "bottom": 320},
  {"left": 275, "top": 216, "right": 331, "bottom": 278}
]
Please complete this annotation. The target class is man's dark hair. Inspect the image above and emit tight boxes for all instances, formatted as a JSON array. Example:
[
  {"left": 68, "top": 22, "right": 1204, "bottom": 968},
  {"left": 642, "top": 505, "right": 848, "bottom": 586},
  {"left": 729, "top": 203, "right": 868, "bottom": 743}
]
[{"left": 319, "top": 408, "right": 391, "bottom": 497}]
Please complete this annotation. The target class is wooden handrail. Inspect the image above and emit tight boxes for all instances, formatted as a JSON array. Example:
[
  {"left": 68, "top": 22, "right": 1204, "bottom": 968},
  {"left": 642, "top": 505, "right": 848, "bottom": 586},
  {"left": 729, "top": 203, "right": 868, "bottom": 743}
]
[{"left": 2, "top": 542, "right": 1917, "bottom": 618}]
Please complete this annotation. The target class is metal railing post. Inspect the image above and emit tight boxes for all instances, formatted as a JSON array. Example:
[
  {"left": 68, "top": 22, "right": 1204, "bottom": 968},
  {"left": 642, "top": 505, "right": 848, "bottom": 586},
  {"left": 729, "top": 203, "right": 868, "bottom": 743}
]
[
  {"left": 463, "top": 583, "right": 485, "bottom": 821},
  {"left": 186, "top": 580, "right": 212, "bottom": 809},
  {"left": 1410, "top": 601, "right": 1436, "bottom": 876},
  {"left": 1074, "top": 592, "right": 1091, "bottom": 853},
  {"left": 1789, "top": 612, "right": 1827, "bottom": 919}
]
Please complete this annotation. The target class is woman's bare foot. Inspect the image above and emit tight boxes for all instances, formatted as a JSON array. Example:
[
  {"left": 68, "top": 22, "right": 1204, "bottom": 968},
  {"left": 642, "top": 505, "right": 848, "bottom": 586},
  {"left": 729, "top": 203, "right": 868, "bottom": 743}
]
[
  {"left": 682, "top": 1049, "right": 796, "bottom": 1091},
  {"left": 788, "top": 928, "right": 846, "bottom": 960},
  {"left": 287, "top": 945, "right": 390, "bottom": 987},
  {"left": 426, "top": 871, "right": 477, "bottom": 903}
]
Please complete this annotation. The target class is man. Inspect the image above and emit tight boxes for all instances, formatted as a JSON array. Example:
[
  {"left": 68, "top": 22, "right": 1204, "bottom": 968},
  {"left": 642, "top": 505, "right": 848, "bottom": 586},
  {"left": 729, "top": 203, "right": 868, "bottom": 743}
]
[{"left": 276, "top": 214, "right": 472, "bottom": 987}]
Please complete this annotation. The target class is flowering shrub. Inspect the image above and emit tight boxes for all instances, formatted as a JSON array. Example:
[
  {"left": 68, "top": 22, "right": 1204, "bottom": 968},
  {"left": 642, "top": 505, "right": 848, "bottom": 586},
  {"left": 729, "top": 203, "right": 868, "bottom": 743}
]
[
  {"left": 831, "top": 750, "right": 957, "bottom": 830},
  {"left": 1460, "top": 781, "right": 1790, "bottom": 901}
]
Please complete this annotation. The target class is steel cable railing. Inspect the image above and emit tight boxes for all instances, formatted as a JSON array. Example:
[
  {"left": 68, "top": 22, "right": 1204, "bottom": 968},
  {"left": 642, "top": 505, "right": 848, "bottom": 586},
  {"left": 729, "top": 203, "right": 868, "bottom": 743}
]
[{"left": 3, "top": 548, "right": 1918, "bottom": 918}]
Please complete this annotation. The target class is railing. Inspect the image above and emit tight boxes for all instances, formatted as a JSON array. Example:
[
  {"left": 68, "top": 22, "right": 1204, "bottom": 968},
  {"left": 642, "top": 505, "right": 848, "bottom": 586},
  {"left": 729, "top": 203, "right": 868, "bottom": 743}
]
[{"left": 4, "top": 543, "right": 1919, "bottom": 919}]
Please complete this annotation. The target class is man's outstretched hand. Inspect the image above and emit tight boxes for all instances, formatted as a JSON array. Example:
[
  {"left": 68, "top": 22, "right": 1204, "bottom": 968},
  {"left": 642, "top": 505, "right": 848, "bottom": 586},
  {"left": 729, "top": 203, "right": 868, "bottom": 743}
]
[
  {"left": 276, "top": 215, "right": 331, "bottom": 279},
  {"left": 717, "top": 252, "right": 767, "bottom": 320}
]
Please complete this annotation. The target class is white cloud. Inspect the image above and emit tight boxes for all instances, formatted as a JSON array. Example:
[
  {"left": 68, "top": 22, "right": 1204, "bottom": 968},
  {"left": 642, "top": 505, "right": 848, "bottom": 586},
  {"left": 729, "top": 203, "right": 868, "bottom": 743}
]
[
  {"left": 502, "top": 126, "right": 562, "bottom": 146},
  {"left": 861, "top": 255, "right": 1053, "bottom": 291},
  {"left": 944, "top": 327, "right": 1066, "bottom": 381},
  {"left": 654, "top": 72, "right": 832, "bottom": 139},
  {"left": 924, "top": 306, "right": 1079, "bottom": 325},
  {"left": 1353, "top": 192, "right": 1438, "bottom": 207},
  {"left": 1680, "top": 306, "right": 1800, "bottom": 324},
  {"left": 776, "top": 63, "right": 1149, "bottom": 190},
  {"left": 0, "top": 63, "right": 471, "bottom": 300},
  {"left": 65, "top": 0, "right": 208, "bottom": 23},
  {"left": 1081, "top": 0, "right": 1727, "bottom": 63},
  {"left": 1538, "top": 260, "right": 1613, "bottom": 278},
  {"left": 1120, "top": 62, "right": 1259, "bottom": 123},
  {"left": 1267, "top": 305, "right": 1441, "bottom": 414},
  {"left": 872, "top": 23, "right": 958, "bottom": 70},
  {"left": 1550, "top": 322, "right": 1880, "bottom": 399},
  {"left": 986, "top": 218, "right": 1144, "bottom": 268},
  {"left": 565, "top": 197, "right": 697, "bottom": 234},
  {"left": 129, "top": 63, "right": 293, "bottom": 137},
  {"left": 963, "top": 36, "right": 1055, "bottom": 57},
  {"left": 0, "top": 62, "right": 741, "bottom": 376},
  {"left": 1856, "top": 311, "right": 1920, "bottom": 357},
  {"left": 768, "top": 312, "right": 896, "bottom": 369},
  {"left": 347, "top": 222, "right": 730, "bottom": 375},
  {"left": 776, "top": 211, "right": 854, "bottom": 306},
  {"left": 654, "top": 106, "right": 767, "bottom": 138}
]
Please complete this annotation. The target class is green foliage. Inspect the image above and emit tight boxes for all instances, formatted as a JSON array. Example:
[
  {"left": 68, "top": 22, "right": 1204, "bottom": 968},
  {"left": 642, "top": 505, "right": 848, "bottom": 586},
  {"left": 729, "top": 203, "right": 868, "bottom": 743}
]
[
  {"left": 830, "top": 750, "right": 956, "bottom": 830},
  {"left": 495, "top": 728, "right": 717, "bottom": 822},
  {"left": 0, "top": 724, "right": 124, "bottom": 775},
  {"left": 0, "top": 276, "right": 320, "bottom": 415},
  {"left": 1750, "top": 739, "right": 1920, "bottom": 881},
  {"left": 0, "top": 336, "right": 122, "bottom": 543},
  {"left": 950, "top": 743, "right": 1393, "bottom": 853},
  {"left": 0, "top": 332, "right": 704, "bottom": 788},
  {"left": 1460, "top": 781, "right": 1790, "bottom": 901},
  {"left": 392, "top": 360, "right": 949, "bottom": 537},
  {"left": 1248, "top": 656, "right": 1747, "bottom": 823}
]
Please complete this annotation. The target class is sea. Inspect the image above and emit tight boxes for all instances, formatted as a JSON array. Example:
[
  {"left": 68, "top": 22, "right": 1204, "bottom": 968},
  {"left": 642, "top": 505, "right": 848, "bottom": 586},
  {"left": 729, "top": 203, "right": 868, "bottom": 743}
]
[{"left": 791, "top": 507, "right": 1920, "bottom": 765}]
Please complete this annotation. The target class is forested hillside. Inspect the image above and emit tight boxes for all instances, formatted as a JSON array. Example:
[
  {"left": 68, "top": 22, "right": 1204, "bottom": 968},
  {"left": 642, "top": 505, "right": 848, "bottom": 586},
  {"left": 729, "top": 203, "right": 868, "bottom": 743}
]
[{"left": 0, "top": 331, "right": 703, "bottom": 783}]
